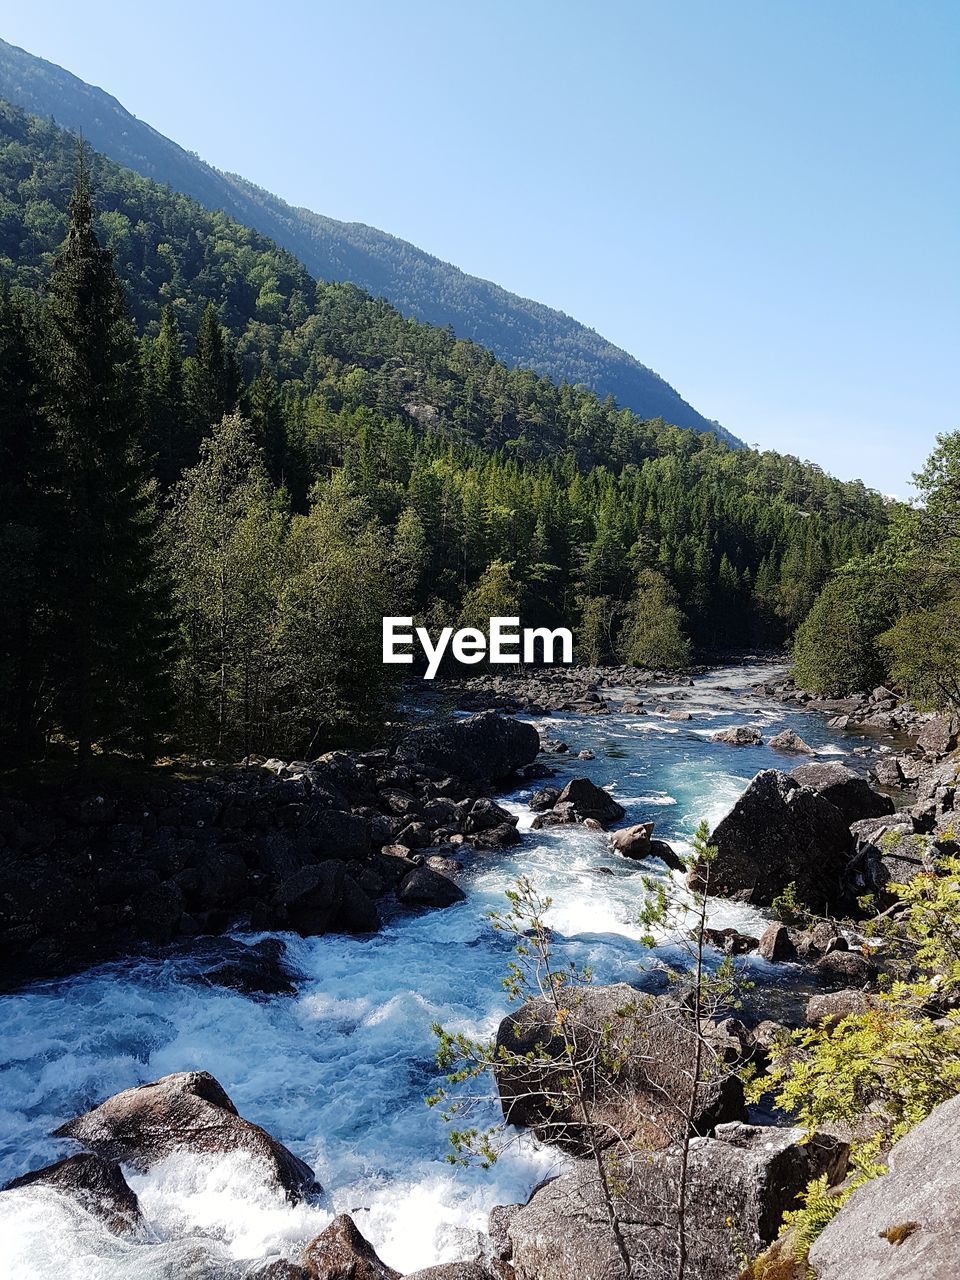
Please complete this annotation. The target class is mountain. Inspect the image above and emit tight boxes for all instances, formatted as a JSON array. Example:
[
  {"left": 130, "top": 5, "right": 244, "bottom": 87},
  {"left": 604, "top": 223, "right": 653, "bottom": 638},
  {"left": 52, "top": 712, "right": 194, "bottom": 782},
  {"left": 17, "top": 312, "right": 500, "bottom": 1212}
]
[{"left": 0, "top": 35, "right": 742, "bottom": 448}]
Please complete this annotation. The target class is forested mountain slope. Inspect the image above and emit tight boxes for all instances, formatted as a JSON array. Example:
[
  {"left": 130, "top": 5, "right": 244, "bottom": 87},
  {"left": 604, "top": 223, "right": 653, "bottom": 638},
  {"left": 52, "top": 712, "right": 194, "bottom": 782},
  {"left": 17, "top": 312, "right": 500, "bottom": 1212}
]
[
  {"left": 0, "top": 96, "right": 890, "bottom": 761},
  {"left": 0, "top": 35, "right": 742, "bottom": 445}
]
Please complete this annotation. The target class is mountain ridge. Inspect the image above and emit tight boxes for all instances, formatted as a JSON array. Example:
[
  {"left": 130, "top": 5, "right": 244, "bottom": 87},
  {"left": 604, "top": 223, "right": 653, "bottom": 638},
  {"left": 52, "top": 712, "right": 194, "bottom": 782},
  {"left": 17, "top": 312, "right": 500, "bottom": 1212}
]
[{"left": 0, "top": 34, "right": 743, "bottom": 447}]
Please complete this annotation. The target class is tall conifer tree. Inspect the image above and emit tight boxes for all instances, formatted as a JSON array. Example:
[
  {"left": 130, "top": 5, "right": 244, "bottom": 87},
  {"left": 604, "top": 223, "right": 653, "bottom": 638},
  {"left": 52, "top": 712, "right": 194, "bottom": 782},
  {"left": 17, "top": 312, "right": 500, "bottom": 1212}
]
[{"left": 44, "top": 153, "right": 170, "bottom": 759}]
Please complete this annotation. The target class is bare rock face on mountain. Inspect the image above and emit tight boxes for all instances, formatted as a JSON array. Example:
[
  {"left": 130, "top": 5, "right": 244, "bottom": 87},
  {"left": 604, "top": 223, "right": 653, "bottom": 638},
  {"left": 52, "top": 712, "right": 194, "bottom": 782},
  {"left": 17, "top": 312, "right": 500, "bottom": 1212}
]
[
  {"left": 809, "top": 1093, "right": 960, "bottom": 1280},
  {"left": 53, "top": 1071, "right": 320, "bottom": 1204},
  {"left": 2, "top": 1153, "right": 143, "bottom": 1237},
  {"left": 394, "top": 712, "right": 539, "bottom": 782},
  {"left": 506, "top": 1122, "right": 848, "bottom": 1280},
  {"left": 790, "top": 761, "right": 894, "bottom": 826},
  {"left": 494, "top": 984, "right": 745, "bottom": 1156},
  {"left": 690, "top": 769, "right": 852, "bottom": 911},
  {"left": 302, "top": 1213, "right": 400, "bottom": 1279}
]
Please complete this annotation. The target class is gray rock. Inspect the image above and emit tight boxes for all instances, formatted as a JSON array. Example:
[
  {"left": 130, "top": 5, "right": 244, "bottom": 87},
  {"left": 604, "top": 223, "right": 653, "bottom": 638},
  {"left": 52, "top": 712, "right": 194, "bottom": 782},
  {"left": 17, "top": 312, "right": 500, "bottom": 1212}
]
[
  {"left": 397, "top": 865, "right": 466, "bottom": 908},
  {"left": 806, "top": 989, "right": 872, "bottom": 1028},
  {"left": 809, "top": 1092, "right": 960, "bottom": 1279},
  {"left": 394, "top": 712, "right": 539, "bottom": 781},
  {"left": 711, "top": 726, "right": 763, "bottom": 745},
  {"left": 494, "top": 985, "right": 745, "bottom": 1156},
  {"left": 556, "top": 778, "right": 626, "bottom": 827},
  {"left": 917, "top": 714, "right": 959, "bottom": 759},
  {"left": 757, "top": 922, "right": 797, "bottom": 963},
  {"left": 692, "top": 770, "right": 852, "bottom": 911},
  {"left": 302, "top": 1212, "right": 400, "bottom": 1279},
  {"left": 768, "top": 729, "right": 816, "bottom": 754},
  {"left": 508, "top": 1122, "right": 848, "bottom": 1280},
  {"left": 3, "top": 1153, "right": 143, "bottom": 1237},
  {"left": 790, "top": 761, "right": 894, "bottom": 825},
  {"left": 53, "top": 1071, "right": 319, "bottom": 1203},
  {"left": 609, "top": 822, "right": 655, "bottom": 859}
]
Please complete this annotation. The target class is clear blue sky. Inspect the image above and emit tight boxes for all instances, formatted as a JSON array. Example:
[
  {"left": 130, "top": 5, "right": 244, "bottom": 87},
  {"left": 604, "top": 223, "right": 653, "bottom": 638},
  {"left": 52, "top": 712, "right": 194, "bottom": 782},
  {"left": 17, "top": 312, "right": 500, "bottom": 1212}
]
[{"left": 5, "top": 1, "right": 958, "bottom": 493}]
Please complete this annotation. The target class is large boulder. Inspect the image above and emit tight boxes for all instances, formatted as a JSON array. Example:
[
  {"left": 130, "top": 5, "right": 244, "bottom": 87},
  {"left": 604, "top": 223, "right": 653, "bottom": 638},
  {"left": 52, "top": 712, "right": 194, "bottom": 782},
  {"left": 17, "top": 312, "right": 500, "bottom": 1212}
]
[
  {"left": 53, "top": 1070, "right": 320, "bottom": 1203},
  {"left": 302, "top": 1213, "right": 400, "bottom": 1279},
  {"left": 494, "top": 985, "right": 745, "bottom": 1156},
  {"left": 198, "top": 937, "right": 299, "bottom": 998},
  {"left": 769, "top": 729, "right": 815, "bottom": 755},
  {"left": 609, "top": 822, "right": 654, "bottom": 859},
  {"left": 3, "top": 1153, "right": 143, "bottom": 1237},
  {"left": 711, "top": 726, "right": 762, "bottom": 746},
  {"left": 790, "top": 761, "right": 894, "bottom": 825},
  {"left": 809, "top": 1093, "right": 960, "bottom": 1279},
  {"left": 916, "top": 714, "right": 959, "bottom": 759},
  {"left": 556, "top": 778, "right": 625, "bottom": 827},
  {"left": 394, "top": 712, "right": 539, "bottom": 782},
  {"left": 273, "top": 861, "right": 379, "bottom": 935},
  {"left": 507, "top": 1121, "right": 848, "bottom": 1280},
  {"left": 691, "top": 770, "right": 852, "bottom": 911},
  {"left": 397, "top": 865, "right": 466, "bottom": 908}
]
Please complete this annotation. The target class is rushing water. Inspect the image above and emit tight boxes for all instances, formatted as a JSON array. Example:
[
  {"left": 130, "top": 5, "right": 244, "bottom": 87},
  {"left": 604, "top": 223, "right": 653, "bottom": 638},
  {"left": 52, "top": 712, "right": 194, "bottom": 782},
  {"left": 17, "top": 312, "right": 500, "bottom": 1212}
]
[{"left": 0, "top": 664, "right": 891, "bottom": 1279}]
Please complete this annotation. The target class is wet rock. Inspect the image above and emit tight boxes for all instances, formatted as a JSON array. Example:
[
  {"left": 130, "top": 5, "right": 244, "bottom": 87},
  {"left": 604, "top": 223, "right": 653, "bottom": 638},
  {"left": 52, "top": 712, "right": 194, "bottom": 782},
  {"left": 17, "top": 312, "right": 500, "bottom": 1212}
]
[
  {"left": 494, "top": 985, "right": 746, "bottom": 1156},
  {"left": 872, "top": 756, "right": 905, "bottom": 788},
  {"left": 648, "top": 839, "right": 686, "bottom": 872},
  {"left": 705, "top": 927, "right": 759, "bottom": 956},
  {"left": 768, "top": 729, "right": 816, "bottom": 754},
  {"left": 711, "top": 726, "right": 763, "bottom": 746},
  {"left": 757, "top": 922, "right": 798, "bottom": 963},
  {"left": 488, "top": 1203, "right": 522, "bottom": 1260},
  {"left": 692, "top": 770, "right": 852, "bottom": 911},
  {"left": 249, "top": 1262, "right": 310, "bottom": 1279},
  {"left": 507, "top": 1122, "right": 848, "bottom": 1280},
  {"left": 609, "top": 822, "right": 655, "bottom": 859},
  {"left": 200, "top": 938, "right": 298, "bottom": 997},
  {"left": 667, "top": 709, "right": 693, "bottom": 721},
  {"left": 3, "top": 1153, "right": 143, "bottom": 1237},
  {"left": 302, "top": 1212, "right": 400, "bottom": 1279},
  {"left": 469, "top": 823, "right": 522, "bottom": 850},
  {"left": 53, "top": 1071, "right": 320, "bottom": 1203},
  {"left": 397, "top": 865, "right": 466, "bottom": 908},
  {"left": 790, "top": 761, "right": 895, "bottom": 826},
  {"left": 527, "top": 787, "right": 560, "bottom": 812},
  {"left": 795, "top": 922, "right": 848, "bottom": 960},
  {"left": 425, "top": 855, "right": 463, "bottom": 877},
  {"left": 394, "top": 711, "right": 539, "bottom": 782},
  {"left": 464, "top": 799, "right": 518, "bottom": 835},
  {"left": 556, "top": 778, "right": 625, "bottom": 827},
  {"left": 809, "top": 1092, "right": 960, "bottom": 1279},
  {"left": 273, "top": 861, "right": 379, "bottom": 936}
]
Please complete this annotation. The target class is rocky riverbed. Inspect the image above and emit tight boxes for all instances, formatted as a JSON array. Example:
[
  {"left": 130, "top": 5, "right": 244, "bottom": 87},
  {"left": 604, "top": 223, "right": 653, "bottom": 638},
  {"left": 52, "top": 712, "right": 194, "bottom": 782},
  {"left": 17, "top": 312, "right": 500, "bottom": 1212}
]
[{"left": 1, "top": 661, "right": 958, "bottom": 1278}]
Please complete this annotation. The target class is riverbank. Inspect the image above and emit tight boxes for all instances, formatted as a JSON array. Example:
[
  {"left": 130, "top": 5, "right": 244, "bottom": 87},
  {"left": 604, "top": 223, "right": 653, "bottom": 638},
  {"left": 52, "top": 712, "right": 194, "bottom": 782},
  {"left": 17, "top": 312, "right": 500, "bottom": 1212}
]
[{"left": 1, "top": 661, "right": 955, "bottom": 1278}]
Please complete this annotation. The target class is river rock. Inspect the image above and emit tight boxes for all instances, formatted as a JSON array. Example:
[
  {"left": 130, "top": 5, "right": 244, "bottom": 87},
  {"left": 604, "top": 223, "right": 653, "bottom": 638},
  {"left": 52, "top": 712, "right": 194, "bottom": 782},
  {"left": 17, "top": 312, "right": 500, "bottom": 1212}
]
[
  {"left": 806, "top": 989, "right": 873, "bottom": 1028},
  {"left": 507, "top": 1122, "right": 848, "bottom": 1280},
  {"left": 768, "top": 729, "right": 815, "bottom": 754},
  {"left": 53, "top": 1070, "right": 320, "bottom": 1203},
  {"left": 815, "top": 949, "right": 874, "bottom": 986},
  {"left": 199, "top": 937, "right": 298, "bottom": 997},
  {"left": 691, "top": 770, "right": 852, "bottom": 911},
  {"left": 464, "top": 799, "right": 518, "bottom": 835},
  {"left": 394, "top": 711, "right": 539, "bottom": 781},
  {"left": 809, "top": 1092, "right": 960, "bottom": 1279},
  {"left": 556, "top": 778, "right": 626, "bottom": 827},
  {"left": 302, "top": 1213, "right": 400, "bottom": 1279},
  {"left": 711, "top": 726, "right": 763, "bottom": 745},
  {"left": 527, "top": 787, "right": 560, "bottom": 812},
  {"left": 397, "top": 865, "right": 466, "bottom": 908},
  {"left": 2, "top": 1153, "right": 143, "bottom": 1237},
  {"left": 273, "top": 861, "right": 379, "bottom": 935},
  {"left": 704, "top": 927, "right": 759, "bottom": 955},
  {"left": 790, "top": 761, "right": 894, "bottom": 825},
  {"left": 757, "top": 922, "right": 797, "bottom": 963},
  {"left": 468, "top": 823, "right": 522, "bottom": 850},
  {"left": 609, "top": 822, "right": 654, "bottom": 859},
  {"left": 494, "top": 984, "right": 745, "bottom": 1155},
  {"left": 402, "top": 1266, "right": 501, "bottom": 1280},
  {"left": 916, "top": 714, "right": 959, "bottom": 759}
]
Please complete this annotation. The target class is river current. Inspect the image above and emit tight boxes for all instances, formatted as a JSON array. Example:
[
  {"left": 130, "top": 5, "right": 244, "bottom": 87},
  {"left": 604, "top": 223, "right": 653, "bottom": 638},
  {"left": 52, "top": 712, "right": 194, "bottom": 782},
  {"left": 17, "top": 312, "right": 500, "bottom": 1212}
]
[{"left": 0, "top": 664, "right": 885, "bottom": 1278}]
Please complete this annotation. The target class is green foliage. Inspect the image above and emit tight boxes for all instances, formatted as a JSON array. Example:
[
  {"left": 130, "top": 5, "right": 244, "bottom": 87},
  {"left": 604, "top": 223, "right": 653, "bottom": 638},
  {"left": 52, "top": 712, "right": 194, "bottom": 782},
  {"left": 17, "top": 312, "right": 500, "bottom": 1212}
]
[
  {"left": 878, "top": 601, "right": 960, "bottom": 710},
  {"left": 618, "top": 569, "right": 692, "bottom": 670},
  {"left": 752, "top": 857, "right": 960, "bottom": 1260},
  {"left": 770, "top": 882, "right": 811, "bottom": 929},
  {"left": 792, "top": 574, "right": 891, "bottom": 696}
]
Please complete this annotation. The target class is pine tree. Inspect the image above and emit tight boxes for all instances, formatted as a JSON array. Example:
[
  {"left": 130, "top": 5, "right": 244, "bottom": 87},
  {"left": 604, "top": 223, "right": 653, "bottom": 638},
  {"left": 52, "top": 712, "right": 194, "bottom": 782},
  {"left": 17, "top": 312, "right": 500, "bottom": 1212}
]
[
  {"left": 0, "top": 286, "right": 53, "bottom": 760},
  {"left": 184, "top": 301, "right": 239, "bottom": 442},
  {"left": 43, "top": 154, "right": 171, "bottom": 759},
  {"left": 142, "top": 303, "right": 187, "bottom": 488}
]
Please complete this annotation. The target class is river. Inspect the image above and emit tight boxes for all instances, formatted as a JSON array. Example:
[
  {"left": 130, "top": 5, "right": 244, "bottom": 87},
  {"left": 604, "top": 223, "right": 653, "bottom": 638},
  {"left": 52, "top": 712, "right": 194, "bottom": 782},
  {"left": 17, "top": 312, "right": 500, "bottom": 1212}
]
[{"left": 0, "top": 663, "right": 889, "bottom": 1278}]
